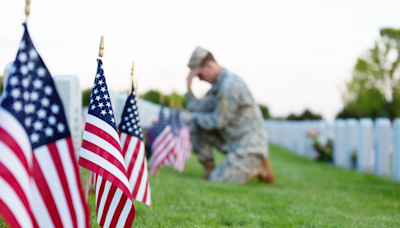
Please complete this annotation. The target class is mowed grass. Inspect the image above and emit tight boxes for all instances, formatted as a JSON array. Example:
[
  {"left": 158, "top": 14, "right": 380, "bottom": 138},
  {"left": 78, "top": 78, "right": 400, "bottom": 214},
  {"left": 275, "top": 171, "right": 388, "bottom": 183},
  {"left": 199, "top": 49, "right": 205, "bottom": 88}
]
[{"left": 2, "top": 144, "right": 400, "bottom": 227}]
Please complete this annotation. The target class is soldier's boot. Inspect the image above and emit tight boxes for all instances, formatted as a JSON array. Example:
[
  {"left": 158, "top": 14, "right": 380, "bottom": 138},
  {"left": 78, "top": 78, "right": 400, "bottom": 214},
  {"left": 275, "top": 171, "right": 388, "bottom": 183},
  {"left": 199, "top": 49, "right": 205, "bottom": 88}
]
[
  {"left": 249, "top": 158, "right": 276, "bottom": 184},
  {"left": 200, "top": 160, "right": 215, "bottom": 179}
]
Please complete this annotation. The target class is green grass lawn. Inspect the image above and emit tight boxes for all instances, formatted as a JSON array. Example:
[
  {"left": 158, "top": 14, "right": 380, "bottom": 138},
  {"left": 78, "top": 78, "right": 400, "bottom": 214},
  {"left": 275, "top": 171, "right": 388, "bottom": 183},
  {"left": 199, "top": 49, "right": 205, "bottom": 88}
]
[{"left": 2, "top": 144, "right": 400, "bottom": 227}]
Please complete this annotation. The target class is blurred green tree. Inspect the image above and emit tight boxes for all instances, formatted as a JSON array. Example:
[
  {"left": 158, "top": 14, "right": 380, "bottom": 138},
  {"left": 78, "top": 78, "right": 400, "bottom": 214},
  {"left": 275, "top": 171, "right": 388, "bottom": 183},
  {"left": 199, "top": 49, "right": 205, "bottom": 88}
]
[
  {"left": 140, "top": 90, "right": 186, "bottom": 108},
  {"left": 258, "top": 104, "right": 271, "bottom": 119},
  {"left": 0, "top": 75, "right": 3, "bottom": 96},
  {"left": 286, "top": 109, "right": 322, "bottom": 120},
  {"left": 338, "top": 28, "right": 400, "bottom": 120},
  {"left": 82, "top": 88, "right": 92, "bottom": 107}
]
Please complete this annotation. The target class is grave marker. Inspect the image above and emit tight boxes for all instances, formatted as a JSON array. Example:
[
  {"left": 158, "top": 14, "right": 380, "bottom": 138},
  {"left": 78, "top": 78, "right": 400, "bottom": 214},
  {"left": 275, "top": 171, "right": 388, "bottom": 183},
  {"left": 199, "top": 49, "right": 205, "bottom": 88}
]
[
  {"left": 392, "top": 118, "right": 400, "bottom": 182},
  {"left": 345, "top": 119, "right": 359, "bottom": 169},
  {"left": 53, "top": 75, "right": 82, "bottom": 158},
  {"left": 374, "top": 118, "right": 391, "bottom": 176},
  {"left": 357, "top": 118, "right": 374, "bottom": 173},
  {"left": 334, "top": 120, "right": 346, "bottom": 167}
]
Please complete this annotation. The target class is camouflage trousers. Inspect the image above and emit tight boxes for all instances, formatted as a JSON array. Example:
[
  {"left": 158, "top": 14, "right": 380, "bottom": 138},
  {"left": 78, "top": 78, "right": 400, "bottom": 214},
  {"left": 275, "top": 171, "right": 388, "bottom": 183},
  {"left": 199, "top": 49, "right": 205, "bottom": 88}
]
[{"left": 189, "top": 122, "right": 263, "bottom": 183}]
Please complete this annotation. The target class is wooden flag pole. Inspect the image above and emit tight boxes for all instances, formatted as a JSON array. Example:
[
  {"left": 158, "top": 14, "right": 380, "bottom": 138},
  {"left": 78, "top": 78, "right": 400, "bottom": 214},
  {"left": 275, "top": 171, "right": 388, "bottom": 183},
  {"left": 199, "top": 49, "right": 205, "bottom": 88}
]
[
  {"left": 130, "top": 61, "right": 134, "bottom": 94},
  {"left": 85, "top": 36, "right": 104, "bottom": 201},
  {"left": 25, "top": 0, "right": 30, "bottom": 25}
]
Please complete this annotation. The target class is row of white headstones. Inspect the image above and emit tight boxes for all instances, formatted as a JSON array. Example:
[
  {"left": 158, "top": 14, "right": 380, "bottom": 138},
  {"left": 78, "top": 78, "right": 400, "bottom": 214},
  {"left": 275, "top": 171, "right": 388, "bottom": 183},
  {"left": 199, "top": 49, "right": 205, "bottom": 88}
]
[
  {"left": 3, "top": 62, "right": 182, "bottom": 158},
  {"left": 264, "top": 119, "right": 400, "bottom": 182}
]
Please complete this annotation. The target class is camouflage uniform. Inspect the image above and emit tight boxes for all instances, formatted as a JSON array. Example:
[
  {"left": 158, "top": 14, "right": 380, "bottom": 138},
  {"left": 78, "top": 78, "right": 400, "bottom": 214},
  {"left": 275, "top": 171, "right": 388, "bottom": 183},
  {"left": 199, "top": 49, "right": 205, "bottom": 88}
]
[{"left": 185, "top": 68, "right": 269, "bottom": 183}]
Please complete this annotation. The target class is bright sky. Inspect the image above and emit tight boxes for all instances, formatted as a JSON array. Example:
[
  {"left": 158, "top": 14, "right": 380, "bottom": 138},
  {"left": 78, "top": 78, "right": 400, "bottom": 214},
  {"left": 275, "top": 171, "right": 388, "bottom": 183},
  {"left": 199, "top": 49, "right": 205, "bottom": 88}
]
[{"left": 1, "top": 0, "right": 400, "bottom": 120}]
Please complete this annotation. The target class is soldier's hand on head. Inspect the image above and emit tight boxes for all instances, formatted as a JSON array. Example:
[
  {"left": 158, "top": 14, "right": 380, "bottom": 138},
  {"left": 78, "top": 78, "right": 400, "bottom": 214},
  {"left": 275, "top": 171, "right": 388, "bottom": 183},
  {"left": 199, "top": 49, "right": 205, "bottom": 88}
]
[{"left": 187, "top": 69, "right": 198, "bottom": 92}]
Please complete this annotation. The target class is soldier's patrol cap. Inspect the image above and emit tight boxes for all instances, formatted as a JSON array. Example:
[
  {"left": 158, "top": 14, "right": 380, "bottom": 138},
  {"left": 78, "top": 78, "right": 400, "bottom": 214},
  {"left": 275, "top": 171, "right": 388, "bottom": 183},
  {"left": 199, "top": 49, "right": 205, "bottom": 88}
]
[{"left": 188, "top": 46, "right": 209, "bottom": 69}]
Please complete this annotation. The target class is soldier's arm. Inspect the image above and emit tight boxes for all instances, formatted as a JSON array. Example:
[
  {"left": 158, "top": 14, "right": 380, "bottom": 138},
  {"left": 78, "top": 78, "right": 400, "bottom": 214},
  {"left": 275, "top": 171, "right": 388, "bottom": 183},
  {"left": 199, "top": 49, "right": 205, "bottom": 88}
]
[
  {"left": 185, "top": 91, "right": 201, "bottom": 112},
  {"left": 191, "top": 84, "right": 238, "bottom": 130}
]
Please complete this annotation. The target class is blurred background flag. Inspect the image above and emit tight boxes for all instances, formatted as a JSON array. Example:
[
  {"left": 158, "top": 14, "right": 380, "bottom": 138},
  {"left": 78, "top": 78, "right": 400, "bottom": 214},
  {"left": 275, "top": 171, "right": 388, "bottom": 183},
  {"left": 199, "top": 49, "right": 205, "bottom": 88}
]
[
  {"left": 149, "top": 105, "right": 175, "bottom": 175},
  {"left": 118, "top": 84, "right": 152, "bottom": 207},
  {"left": 0, "top": 24, "right": 90, "bottom": 228},
  {"left": 79, "top": 59, "right": 135, "bottom": 228},
  {"left": 173, "top": 110, "right": 192, "bottom": 172}
]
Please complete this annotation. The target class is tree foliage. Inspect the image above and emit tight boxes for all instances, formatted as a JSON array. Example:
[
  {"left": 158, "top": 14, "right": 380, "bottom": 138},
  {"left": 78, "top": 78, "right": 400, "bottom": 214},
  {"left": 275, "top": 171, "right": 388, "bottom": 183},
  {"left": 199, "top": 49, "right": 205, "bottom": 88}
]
[
  {"left": 140, "top": 90, "right": 187, "bottom": 108},
  {"left": 338, "top": 28, "right": 400, "bottom": 120},
  {"left": 259, "top": 104, "right": 271, "bottom": 119},
  {"left": 286, "top": 109, "right": 322, "bottom": 120},
  {"left": 82, "top": 88, "right": 92, "bottom": 107}
]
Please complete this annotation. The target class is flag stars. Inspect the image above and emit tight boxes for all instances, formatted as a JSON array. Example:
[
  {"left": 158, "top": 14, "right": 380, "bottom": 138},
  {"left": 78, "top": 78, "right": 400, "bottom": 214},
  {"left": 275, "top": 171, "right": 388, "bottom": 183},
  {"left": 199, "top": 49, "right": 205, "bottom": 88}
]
[
  {"left": 41, "top": 98, "right": 50, "bottom": 107},
  {"left": 111, "top": 118, "right": 115, "bottom": 123},
  {"left": 57, "top": 123, "right": 65, "bottom": 133},
  {"left": 20, "top": 66, "right": 29, "bottom": 75},
  {"left": 100, "top": 87, "right": 106, "bottom": 92},
  {"left": 103, "top": 94, "right": 109, "bottom": 100},
  {"left": 23, "top": 92, "right": 30, "bottom": 101},
  {"left": 19, "top": 42, "right": 26, "bottom": 50},
  {"left": 30, "top": 133, "right": 39, "bottom": 143},
  {"left": 95, "top": 96, "right": 101, "bottom": 101},
  {"left": 128, "top": 128, "right": 133, "bottom": 132},
  {"left": 130, "top": 99, "right": 134, "bottom": 104},
  {"left": 18, "top": 53, "right": 28, "bottom": 62},
  {"left": 33, "top": 79, "right": 42, "bottom": 89},
  {"left": 93, "top": 89, "right": 99, "bottom": 95},
  {"left": 31, "top": 92, "right": 39, "bottom": 101},
  {"left": 100, "top": 110, "right": 107, "bottom": 116},
  {"left": 10, "top": 77, "right": 18, "bottom": 86},
  {"left": 44, "top": 86, "right": 52, "bottom": 95},
  {"left": 37, "top": 68, "right": 46, "bottom": 77},
  {"left": 129, "top": 113, "right": 133, "bottom": 118},
  {"left": 90, "top": 99, "right": 94, "bottom": 104},
  {"left": 45, "top": 127, "right": 54, "bottom": 137},
  {"left": 127, "top": 108, "right": 132, "bottom": 112},
  {"left": 10, "top": 65, "right": 16, "bottom": 74},
  {"left": 29, "top": 49, "right": 38, "bottom": 59},
  {"left": 124, "top": 116, "right": 129, "bottom": 121},
  {"left": 11, "top": 89, "right": 20, "bottom": 98},
  {"left": 33, "top": 121, "right": 43, "bottom": 131},
  {"left": 135, "top": 130, "right": 139, "bottom": 135},
  {"left": 28, "top": 62, "right": 35, "bottom": 71},
  {"left": 98, "top": 80, "right": 104, "bottom": 85},
  {"left": 25, "top": 104, "right": 35, "bottom": 114},
  {"left": 51, "top": 104, "right": 60, "bottom": 114},
  {"left": 91, "top": 105, "right": 96, "bottom": 110},
  {"left": 22, "top": 77, "right": 30, "bottom": 88},
  {"left": 106, "top": 102, "right": 111, "bottom": 108},
  {"left": 96, "top": 74, "right": 101, "bottom": 79},
  {"left": 13, "top": 101, "right": 22, "bottom": 112},
  {"left": 48, "top": 116, "right": 56, "bottom": 125},
  {"left": 108, "top": 110, "right": 113, "bottom": 115},
  {"left": 131, "top": 119, "right": 136, "bottom": 123},
  {"left": 98, "top": 102, "right": 104, "bottom": 108},
  {"left": 38, "top": 109, "right": 46, "bottom": 119},
  {"left": 25, "top": 118, "right": 32, "bottom": 127}
]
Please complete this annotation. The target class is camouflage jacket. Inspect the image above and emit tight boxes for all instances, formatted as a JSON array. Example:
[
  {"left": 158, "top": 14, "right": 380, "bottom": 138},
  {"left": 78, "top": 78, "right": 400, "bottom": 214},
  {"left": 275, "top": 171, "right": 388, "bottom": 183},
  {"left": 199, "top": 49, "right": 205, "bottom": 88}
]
[{"left": 185, "top": 68, "right": 268, "bottom": 158}]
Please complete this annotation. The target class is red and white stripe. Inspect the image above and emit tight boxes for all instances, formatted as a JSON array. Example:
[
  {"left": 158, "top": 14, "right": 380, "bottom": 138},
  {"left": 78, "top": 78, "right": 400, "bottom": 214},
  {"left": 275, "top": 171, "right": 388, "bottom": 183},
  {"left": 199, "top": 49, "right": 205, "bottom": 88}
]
[
  {"left": 79, "top": 114, "right": 135, "bottom": 228},
  {"left": 149, "top": 125, "right": 176, "bottom": 175},
  {"left": 173, "top": 126, "right": 192, "bottom": 172},
  {"left": 0, "top": 108, "right": 37, "bottom": 228},
  {"left": 119, "top": 132, "right": 151, "bottom": 207},
  {"left": 0, "top": 107, "right": 90, "bottom": 228}
]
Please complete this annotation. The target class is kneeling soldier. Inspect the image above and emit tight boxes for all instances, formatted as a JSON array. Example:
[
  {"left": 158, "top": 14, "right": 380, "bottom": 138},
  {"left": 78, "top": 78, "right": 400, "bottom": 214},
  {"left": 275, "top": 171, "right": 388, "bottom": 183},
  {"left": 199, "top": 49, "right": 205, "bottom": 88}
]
[{"left": 185, "top": 47, "right": 275, "bottom": 184}]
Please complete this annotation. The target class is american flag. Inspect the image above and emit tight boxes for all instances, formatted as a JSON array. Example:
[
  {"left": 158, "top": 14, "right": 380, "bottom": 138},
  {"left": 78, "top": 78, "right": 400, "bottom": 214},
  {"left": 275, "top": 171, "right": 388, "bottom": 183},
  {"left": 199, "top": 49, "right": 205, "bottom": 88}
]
[
  {"left": 118, "top": 85, "right": 151, "bottom": 207},
  {"left": 79, "top": 60, "right": 135, "bottom": 228},
  {"left": 148, "top": 105, "right": 175, "bottom": 175},
  {"left": 163, "top": 110, "right": 180, "bottom": 167},
  {"left": 0, "top": 24, "right": 90, "bottom": 228},
  {"left": 173, "top": 110, "right": 192, "bottom": 172}
]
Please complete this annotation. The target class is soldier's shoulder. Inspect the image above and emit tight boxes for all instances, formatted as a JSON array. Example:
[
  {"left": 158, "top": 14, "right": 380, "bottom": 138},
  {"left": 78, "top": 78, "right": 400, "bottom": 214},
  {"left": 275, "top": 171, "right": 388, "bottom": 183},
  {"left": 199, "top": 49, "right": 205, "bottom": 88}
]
[{"left": 221, "top": 70, "right": 246, "bottom": 89}]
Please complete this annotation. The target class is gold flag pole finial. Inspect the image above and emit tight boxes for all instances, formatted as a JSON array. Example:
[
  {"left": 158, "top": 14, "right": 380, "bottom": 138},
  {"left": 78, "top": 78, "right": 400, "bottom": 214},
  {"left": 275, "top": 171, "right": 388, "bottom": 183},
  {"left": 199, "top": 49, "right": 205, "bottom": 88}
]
[
  {"left": 25, "top": 0, "right": 30, "bottom": 25},
  {"left": 129, "top": 61, "right": 134, "bottom": 94},
  {"left": 99, "top": 36, "right": 104, "bottom": 58},
  {"left": 131, "top": 61, "right": 135, "bottom": 77}
]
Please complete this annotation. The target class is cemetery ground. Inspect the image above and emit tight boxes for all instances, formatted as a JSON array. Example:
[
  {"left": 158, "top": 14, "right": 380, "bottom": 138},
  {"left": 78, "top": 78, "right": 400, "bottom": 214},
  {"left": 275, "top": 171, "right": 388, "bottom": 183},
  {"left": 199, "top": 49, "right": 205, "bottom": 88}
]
[{"left": 1, "top": 145, "right": 400, "bottom": 227}]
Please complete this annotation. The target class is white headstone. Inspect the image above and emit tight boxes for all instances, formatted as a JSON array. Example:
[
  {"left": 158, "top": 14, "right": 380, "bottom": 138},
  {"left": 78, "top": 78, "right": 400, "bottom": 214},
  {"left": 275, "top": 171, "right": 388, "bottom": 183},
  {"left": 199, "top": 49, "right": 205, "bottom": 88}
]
[
  {"left": 374, "top": 118, "right": 392, "bottom": 176},
  {"left": 115, "top": 92, "right": 128, "bottom": 125},
  {"left": 344, "top": 119, "right": 359, "bottom": 169},
  {"left": 1, "top": 62, "right": 13, "bottom": 101},
  {"left": 392, "top": 118, "right": 400, "bottom": 182},
  {"left": 357, "top": 118, "right": 374, "bottom": 173},
  {"left": 333, "top": 119, "right": 346, "bottom": 167},
  {"left": 53, "top": 75, "right": 82, "bottom": 158}
]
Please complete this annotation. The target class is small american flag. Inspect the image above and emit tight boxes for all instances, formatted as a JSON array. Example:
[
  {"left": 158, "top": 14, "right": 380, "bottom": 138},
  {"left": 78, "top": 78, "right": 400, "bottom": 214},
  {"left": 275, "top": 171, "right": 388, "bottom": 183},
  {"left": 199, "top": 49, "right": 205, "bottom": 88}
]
[
  {"left": 149, "top": 105, "right": 175, "bottom": 175},
  {"left": 173, "top": 110, "right": 192, "bottom": 172},
  {"left": 118, "top": 85, "right": 151, "bottom": 207},
  {"left": 0, "top": 24, "right": 90, "bottom": 228},
  {"left": 79, "top": 60, "right": 135, "bottom": 228}
]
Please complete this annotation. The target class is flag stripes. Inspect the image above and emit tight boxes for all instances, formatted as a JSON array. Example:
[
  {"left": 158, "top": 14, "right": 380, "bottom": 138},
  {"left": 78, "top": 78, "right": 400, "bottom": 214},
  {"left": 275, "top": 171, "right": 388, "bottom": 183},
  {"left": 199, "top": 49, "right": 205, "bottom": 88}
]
[{"left": 149, "top": 125, "right": 176, "bottom": 175}]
